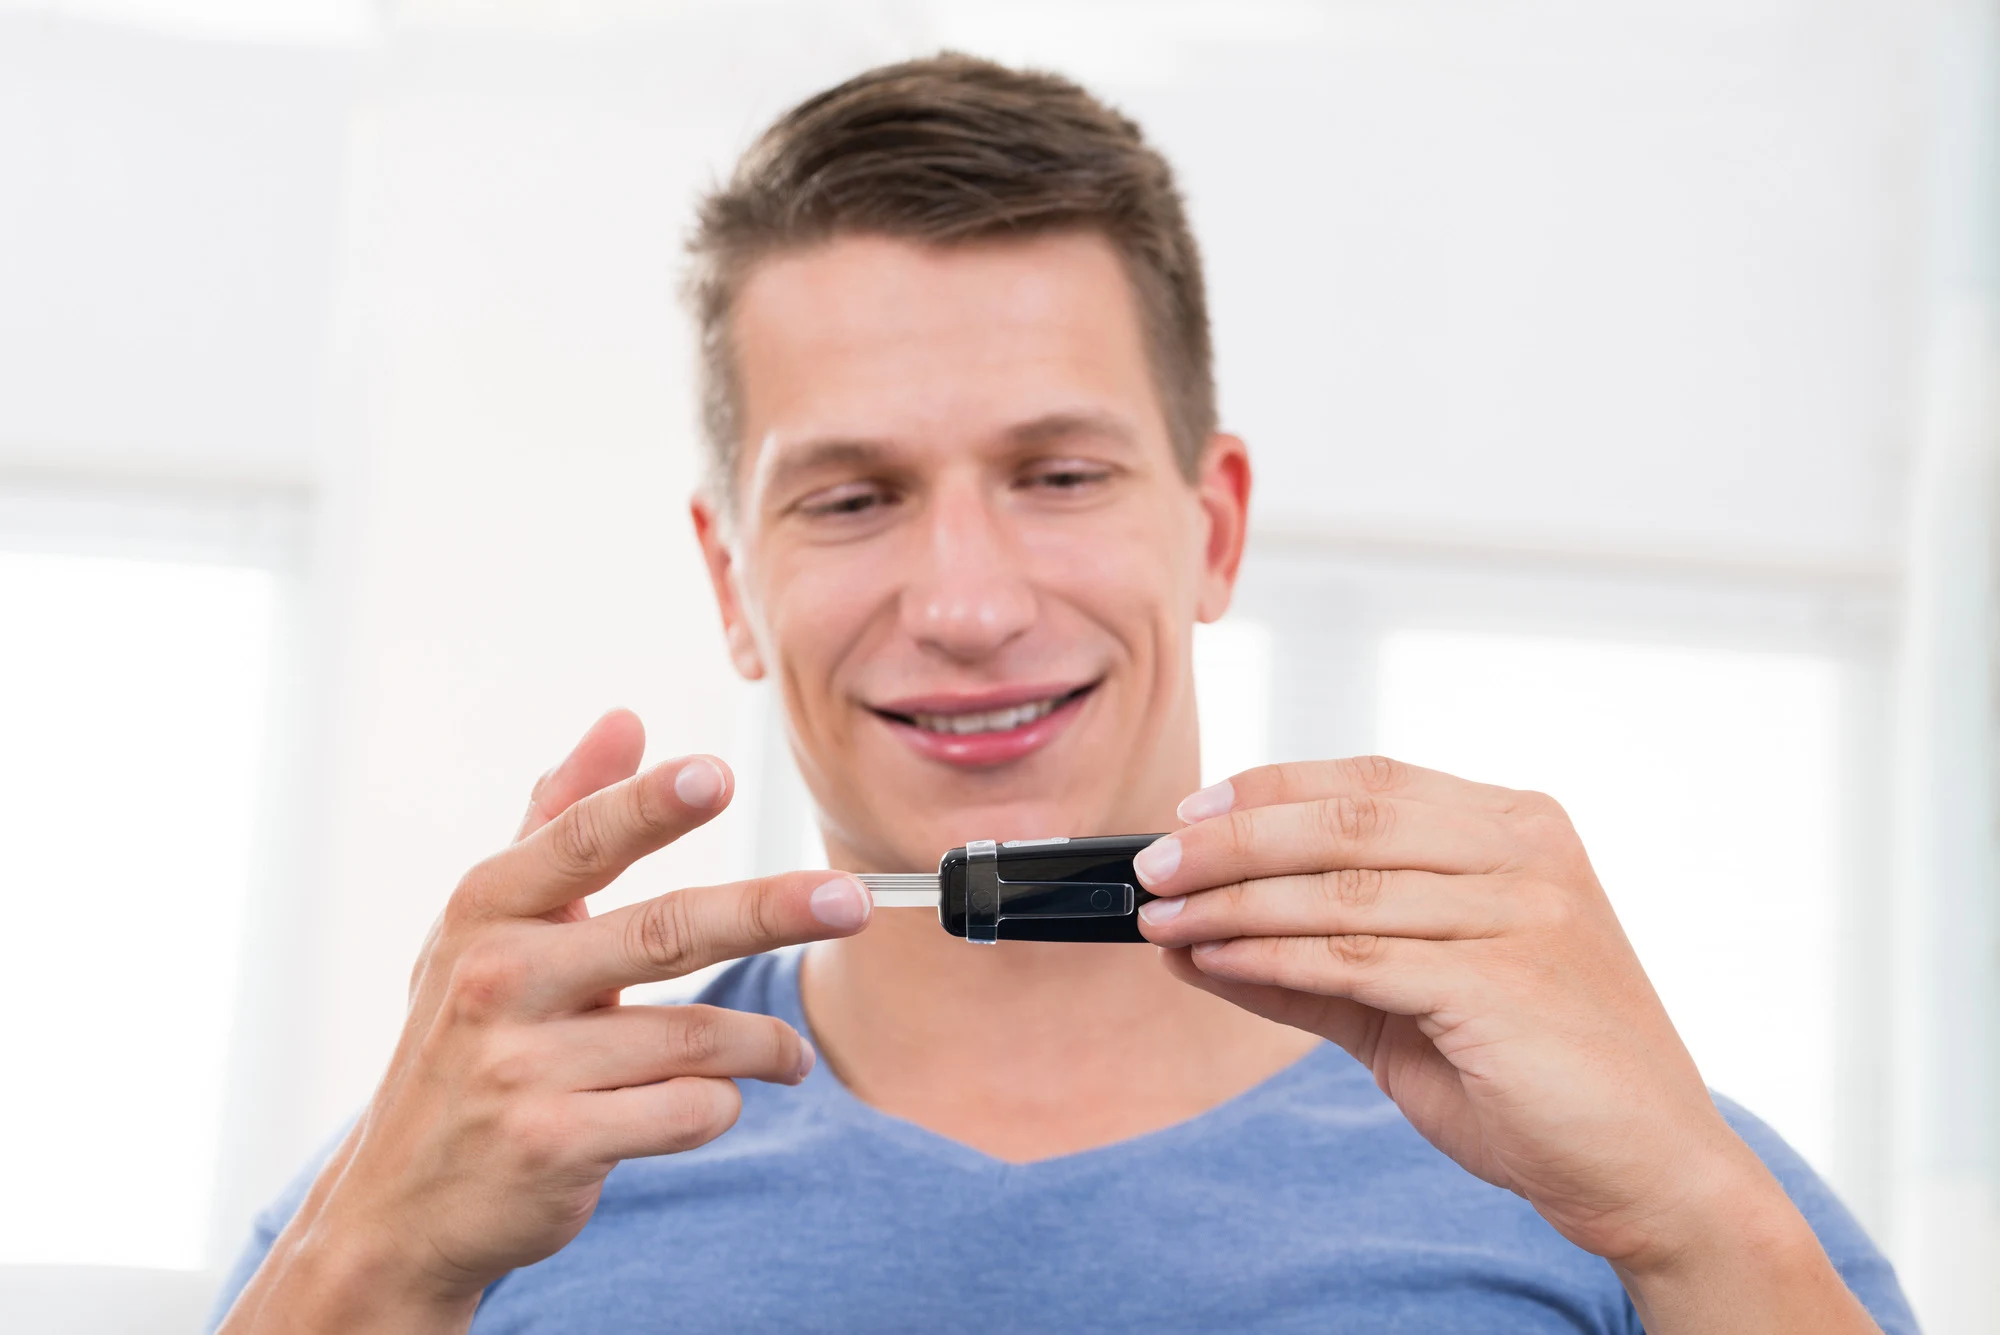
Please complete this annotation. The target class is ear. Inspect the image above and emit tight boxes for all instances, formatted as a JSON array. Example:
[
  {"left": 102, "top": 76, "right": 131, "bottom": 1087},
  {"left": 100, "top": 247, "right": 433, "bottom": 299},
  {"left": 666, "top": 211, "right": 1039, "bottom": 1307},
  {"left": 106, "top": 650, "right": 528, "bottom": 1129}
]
[
  {"left": 1193, "top": 432, "right": 1252, "bottom": 624},
  {"left": 690, "top": 496, "right": 767, "bottom": 681}
]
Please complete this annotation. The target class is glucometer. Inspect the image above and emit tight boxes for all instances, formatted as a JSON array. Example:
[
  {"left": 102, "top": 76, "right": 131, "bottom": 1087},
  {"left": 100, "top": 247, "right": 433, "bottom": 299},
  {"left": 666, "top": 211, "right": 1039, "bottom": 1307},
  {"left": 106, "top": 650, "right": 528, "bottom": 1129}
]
[{"left": 858, "top": 834, "right": 1163, "bottom": 944}]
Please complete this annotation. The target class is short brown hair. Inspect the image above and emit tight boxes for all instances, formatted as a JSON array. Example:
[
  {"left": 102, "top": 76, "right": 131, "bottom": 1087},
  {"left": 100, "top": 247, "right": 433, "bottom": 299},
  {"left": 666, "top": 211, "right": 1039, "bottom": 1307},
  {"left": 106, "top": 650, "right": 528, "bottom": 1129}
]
[{"left": 683, "top": 52, "right": 1216, "bottom": 507}]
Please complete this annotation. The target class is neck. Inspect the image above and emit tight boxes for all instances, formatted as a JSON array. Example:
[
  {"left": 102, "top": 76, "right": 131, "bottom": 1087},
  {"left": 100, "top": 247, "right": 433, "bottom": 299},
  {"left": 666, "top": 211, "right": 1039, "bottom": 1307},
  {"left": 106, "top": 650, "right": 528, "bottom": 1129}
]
[{"left": 799, "top": 874, "right": 1319, "bottom": 1163}]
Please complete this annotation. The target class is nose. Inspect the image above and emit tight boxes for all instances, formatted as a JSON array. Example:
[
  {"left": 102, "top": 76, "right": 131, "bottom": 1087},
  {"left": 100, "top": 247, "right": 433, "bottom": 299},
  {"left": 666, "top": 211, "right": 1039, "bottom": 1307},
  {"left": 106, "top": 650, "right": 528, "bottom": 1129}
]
[{"left": 899, "top": 481, "right": 1037, "bottom": 662}]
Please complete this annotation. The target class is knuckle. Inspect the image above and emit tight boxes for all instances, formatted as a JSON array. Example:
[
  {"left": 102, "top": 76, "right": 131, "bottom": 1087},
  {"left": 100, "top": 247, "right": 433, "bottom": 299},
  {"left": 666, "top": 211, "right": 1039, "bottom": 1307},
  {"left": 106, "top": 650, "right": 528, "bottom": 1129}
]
[
  {"left": 1214, "top": 878, "right": 1253, "bottom": 917},
  {"left": 1341, "top": 754, "right": 1406, "bottom": 792},
  {"left": 1535, "top": 885, "right": 1584, "bottom": 936},
  {"left": 449, "top": 857, "right": 504, "bottom": 919},
  {"left": 1220, "top": 808, "right": 1258, "bottom": 860},
  {"left": 1511, "top": 791, "right": 1573, "bottom": 835},
  {"left": 1323, "top": 932, "right": 1384, "bottom": 969},
  {"left": 1317, "top": 793, "right": 1386, "bottom": 845},
  {"left": 630, "top": 892, "right": 700, "bottom": 976},
  {"left": 1325, "top": 866, "right": 1385, "bottom": 912},
  {"left": 503, "top": 1102, "right": 572, "bottom": 1174},
  {"left": 1520, "top": 789, "right": 1569, "bottom": 819},
  {"left": 479, "top": 1035, "right": 539, "bottom": 1095},
  {"left": 549, "top": 802, "right": 608, "bottom": 878},
  {"left": 1259, "top": 760, "right": 1312, "bottom": 800},
  {"left": 668, "top": 1006, "right": 726, "bottom": 1068},
  {"left": 446, "top": 937, "right": 522, "bottom": 1021},
  {"left": 735, "top": 881, "right": 782, "bottom": 948},
  {"left": 1518, "top": 808, "right": 1580, "bottom": 862}
]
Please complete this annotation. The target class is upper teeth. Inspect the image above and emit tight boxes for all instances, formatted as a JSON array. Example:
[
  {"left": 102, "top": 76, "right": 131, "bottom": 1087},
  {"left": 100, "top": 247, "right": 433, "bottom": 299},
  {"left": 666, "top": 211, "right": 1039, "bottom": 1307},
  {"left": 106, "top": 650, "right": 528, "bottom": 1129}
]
[{"left": 910, "top": 697, "right": 1062, "bottom": 735}]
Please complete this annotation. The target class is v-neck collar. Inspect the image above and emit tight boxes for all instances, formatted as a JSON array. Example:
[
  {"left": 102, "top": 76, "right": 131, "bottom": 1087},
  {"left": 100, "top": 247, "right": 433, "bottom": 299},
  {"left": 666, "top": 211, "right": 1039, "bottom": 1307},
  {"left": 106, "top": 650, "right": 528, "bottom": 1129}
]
[{"left": 767, "top": 947, "right": 1344, "bottom": 1179}]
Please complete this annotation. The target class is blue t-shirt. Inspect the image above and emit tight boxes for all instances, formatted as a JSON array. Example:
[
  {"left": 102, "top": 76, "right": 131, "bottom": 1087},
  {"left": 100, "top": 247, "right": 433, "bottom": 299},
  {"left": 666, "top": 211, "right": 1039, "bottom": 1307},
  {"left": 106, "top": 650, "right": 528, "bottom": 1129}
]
[{"left": 213, "top": 950, "right": 1915, "bottom": 1333}]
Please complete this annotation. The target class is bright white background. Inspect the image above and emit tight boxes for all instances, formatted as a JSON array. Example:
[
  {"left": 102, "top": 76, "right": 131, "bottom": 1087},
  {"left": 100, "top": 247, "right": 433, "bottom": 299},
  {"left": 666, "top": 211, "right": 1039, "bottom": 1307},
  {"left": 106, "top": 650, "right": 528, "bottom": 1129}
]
[
  {"left": 0, "top": 1, "right": 1995, "bottom": 1331},
  {"left": 0, "top": 554, "right": 276, "bottom": 1270}
]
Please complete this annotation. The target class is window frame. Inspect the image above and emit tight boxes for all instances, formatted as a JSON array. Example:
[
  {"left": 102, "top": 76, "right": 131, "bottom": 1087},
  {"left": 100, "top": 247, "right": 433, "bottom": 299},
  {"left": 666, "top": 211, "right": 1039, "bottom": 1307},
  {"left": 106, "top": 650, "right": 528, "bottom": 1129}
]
[{"left": 0, "top": 476, "right": 313, "bottom": 1313}]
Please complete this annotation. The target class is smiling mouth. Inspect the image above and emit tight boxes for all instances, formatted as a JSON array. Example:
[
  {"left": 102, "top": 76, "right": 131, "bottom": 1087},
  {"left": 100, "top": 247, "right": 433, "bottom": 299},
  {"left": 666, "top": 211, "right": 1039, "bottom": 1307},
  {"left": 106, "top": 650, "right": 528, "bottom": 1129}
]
[{"left": 873, "top": 682, "right": 1099, "bottom": 736}]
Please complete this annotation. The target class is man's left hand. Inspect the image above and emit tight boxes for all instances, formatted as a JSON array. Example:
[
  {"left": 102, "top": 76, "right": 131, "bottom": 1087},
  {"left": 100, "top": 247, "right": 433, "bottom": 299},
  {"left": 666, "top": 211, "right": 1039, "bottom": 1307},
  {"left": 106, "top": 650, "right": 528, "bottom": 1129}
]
[{"left": 1132, "top": 757, "right": 1878, "bottom": 1331}]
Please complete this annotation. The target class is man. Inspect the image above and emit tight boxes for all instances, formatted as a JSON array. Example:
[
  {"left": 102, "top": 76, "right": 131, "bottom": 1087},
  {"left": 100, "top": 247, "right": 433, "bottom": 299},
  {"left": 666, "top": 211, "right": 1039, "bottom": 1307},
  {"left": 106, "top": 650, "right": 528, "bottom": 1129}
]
[{"left": 214, "top": 55, "right": 1913, "bottom": 1333}]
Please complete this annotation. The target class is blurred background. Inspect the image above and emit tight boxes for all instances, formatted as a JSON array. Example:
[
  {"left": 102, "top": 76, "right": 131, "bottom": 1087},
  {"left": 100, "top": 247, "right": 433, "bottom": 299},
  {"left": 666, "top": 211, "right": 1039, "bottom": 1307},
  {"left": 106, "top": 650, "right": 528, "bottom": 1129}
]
[{"left": 1, "top": 0, "right": 1995, "bottom": 1330}]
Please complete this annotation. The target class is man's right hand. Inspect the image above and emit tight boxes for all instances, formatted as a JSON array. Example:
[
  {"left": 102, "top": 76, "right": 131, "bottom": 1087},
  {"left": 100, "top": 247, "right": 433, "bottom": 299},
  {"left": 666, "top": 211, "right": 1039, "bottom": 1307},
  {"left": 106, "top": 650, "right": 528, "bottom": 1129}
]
[{"left": 217, "top": 709, "right": 873, "bottom": 1334}]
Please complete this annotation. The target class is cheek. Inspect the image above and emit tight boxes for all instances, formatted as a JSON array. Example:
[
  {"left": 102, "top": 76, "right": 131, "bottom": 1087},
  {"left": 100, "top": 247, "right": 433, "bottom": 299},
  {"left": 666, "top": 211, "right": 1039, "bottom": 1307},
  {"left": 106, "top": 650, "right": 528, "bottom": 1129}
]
[
  {"left": 1020, "top": 497, "right": 1205, "bottom": 636},
  {"left": 755, "top": 549, "right": 887, "bottom": 708}
]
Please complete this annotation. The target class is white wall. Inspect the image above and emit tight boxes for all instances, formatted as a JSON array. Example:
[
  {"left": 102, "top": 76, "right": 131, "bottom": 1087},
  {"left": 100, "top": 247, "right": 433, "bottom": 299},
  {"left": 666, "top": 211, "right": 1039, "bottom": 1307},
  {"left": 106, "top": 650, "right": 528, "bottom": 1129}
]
[
  {"left": 0, "top": 11, "right": 351, "bottom": 485},
  {"left": 1101, "top": 2, "right": 1925, "bottom": 572}
]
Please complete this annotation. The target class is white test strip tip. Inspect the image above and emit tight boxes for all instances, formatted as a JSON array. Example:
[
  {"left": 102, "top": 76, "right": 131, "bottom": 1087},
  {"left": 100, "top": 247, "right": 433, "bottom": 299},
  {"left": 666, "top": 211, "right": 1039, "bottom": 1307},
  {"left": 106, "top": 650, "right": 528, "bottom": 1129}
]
[{"left": 857, "top": 873, "right": 942, "bottom": 909}]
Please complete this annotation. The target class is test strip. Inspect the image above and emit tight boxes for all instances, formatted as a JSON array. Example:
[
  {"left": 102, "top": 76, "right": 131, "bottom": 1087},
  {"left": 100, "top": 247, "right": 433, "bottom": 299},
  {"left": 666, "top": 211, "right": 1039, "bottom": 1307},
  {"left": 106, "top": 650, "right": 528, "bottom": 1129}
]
[{"left": 858, "top": 873, "right": 942, "bottom": 908}]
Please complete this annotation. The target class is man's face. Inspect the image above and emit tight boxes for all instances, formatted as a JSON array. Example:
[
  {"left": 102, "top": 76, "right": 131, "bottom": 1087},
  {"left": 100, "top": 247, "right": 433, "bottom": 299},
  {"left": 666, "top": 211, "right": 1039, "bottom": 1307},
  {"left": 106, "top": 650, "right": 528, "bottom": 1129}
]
[{"left": 694, "top": 231, "right": 1248, "bottom": 872}]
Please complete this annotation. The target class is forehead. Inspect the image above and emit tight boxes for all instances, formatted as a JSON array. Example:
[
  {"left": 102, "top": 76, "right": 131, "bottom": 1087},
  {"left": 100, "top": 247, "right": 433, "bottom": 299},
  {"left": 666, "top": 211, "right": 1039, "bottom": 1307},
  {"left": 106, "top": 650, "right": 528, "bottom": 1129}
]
[{"left": 728, "top": 231, "right": 1166, "bottom": 484}]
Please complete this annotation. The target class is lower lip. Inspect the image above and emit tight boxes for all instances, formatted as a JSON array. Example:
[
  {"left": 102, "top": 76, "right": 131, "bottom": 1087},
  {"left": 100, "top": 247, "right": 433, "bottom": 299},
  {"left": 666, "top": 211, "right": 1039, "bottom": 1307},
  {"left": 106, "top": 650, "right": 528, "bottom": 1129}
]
[{"left": 878, "top": 691, "right": 1091, "bottom": 768}]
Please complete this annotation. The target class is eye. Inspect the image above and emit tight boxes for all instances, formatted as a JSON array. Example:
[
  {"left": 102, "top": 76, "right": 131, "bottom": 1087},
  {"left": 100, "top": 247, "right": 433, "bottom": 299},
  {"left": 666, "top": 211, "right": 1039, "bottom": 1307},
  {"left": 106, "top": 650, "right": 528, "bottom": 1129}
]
[
  {"left": 794, "top": 479, "right": 899, "bottom": 520},
  {"left": 1018, "top": 459, "right": 1114, "bottom": 493}
]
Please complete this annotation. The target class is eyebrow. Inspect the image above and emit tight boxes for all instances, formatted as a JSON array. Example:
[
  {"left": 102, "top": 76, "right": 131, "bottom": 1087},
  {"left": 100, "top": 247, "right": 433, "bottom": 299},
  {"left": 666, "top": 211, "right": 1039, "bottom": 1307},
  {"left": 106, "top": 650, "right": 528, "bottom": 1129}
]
[{"left": 1005, "top": 410, "right": 1140, "bottom": 451}]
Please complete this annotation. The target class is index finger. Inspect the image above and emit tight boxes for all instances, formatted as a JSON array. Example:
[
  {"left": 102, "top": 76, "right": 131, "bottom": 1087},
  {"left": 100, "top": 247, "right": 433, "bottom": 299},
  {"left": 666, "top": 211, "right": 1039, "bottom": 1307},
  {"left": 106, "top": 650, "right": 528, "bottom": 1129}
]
[
  {"left": 1174, "top": 756, "right": 1526, "bottom": 826},
  {"left": 536, "top": 870, "right": 873, "bottom": 1002},
  {"left": 1133, "top": 793, "right": 1515, "bottom": 898},
  {"left": 458, "top": 754, "right": 734, "bottom": 919}
]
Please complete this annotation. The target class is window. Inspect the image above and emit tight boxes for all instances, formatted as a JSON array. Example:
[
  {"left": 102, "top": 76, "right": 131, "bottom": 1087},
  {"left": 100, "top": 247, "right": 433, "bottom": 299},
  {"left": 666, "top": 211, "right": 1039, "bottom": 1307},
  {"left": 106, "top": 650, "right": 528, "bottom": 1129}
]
[
  {"left": 0, "top": 551, "right": 277, "bottom": 1270},
  {"left": 1376, "top": 629, "right": 1843, "bottom": 1174}
]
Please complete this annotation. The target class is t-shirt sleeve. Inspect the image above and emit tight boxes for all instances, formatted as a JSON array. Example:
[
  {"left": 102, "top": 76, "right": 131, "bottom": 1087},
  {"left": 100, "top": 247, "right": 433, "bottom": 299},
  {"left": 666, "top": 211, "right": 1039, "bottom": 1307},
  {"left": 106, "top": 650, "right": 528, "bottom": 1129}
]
[
  {"left": 203, "top": 1125, "right": 350, "bottom": 1333},
  {"left": 1688, "top": 1096, "right": 1919, "bottom": 1334}
]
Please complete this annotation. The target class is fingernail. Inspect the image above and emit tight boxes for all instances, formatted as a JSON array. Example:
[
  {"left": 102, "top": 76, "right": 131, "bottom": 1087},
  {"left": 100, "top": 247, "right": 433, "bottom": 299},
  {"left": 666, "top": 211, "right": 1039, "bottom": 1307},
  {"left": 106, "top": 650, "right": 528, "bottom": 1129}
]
[
  {"left": 795, "top": 1039, "right": 817, "bottom": 1082},
  {"left": 673, "top": 757, "right": 725, "bottom": 808},
  {"left": 1138, "top": 895, "right": 1185, "bottom": 925},
  {"left": 1131, "top": 835, "right": 1181, "bottom": 888},
  {"left": 1192, "top": 939, "right": 1224, "bottom": 956},
  {"left": 1176, "top": 779, "right": 1235, "bottom": 824},
  {"left": 809, "top": 876, "right": 870, "bottom": 931}
]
